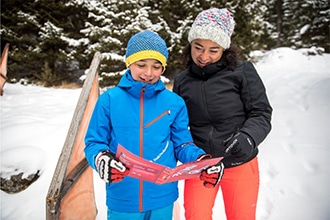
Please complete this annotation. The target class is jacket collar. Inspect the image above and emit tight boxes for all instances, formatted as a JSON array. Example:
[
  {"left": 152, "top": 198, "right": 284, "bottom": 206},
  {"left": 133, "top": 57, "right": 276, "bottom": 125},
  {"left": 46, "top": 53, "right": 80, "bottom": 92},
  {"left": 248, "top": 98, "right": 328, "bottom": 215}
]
[
  {"left": 190, "top": 58, "right": 227, "bottom": 80},
  {"left": 117, "top": 70, "right": 166, "bottom": 98}
]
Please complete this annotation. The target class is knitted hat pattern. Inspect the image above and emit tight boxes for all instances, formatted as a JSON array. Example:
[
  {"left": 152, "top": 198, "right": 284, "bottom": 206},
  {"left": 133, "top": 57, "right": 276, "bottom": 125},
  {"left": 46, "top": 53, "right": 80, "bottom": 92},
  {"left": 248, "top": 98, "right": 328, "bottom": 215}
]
[
  {"left": 125, "top": 30, "right": 168, "bottom": 70},
  {"left": 188, "top": 8, "right": 235, "bottom": 49}
]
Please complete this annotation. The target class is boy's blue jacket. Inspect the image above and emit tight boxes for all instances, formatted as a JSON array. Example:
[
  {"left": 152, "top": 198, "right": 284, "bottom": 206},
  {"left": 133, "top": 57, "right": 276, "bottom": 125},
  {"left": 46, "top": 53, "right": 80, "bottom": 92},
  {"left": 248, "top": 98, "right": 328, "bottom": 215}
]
[{"left": 84, "top": 70, "right": 205, "bottom": 212}]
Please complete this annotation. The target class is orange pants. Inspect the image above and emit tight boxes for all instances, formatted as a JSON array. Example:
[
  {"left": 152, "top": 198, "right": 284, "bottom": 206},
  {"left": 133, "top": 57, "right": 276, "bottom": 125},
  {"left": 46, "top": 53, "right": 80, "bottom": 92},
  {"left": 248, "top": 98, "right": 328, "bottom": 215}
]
[{"left": 184, "top": 157, "right": 259, "bottom": 220}]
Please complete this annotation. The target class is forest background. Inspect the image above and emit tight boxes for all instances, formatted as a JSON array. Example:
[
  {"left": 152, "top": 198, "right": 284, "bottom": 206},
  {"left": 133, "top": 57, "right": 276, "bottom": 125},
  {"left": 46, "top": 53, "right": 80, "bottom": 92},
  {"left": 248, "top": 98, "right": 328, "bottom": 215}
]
[{"left": 1, "top": 0, "right": 329, "bottom": 87}]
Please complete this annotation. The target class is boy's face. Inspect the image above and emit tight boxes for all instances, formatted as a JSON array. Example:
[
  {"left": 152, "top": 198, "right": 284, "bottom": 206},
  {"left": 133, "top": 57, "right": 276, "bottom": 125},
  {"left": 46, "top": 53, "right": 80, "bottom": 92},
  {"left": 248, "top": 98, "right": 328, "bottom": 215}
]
[{"left": 129, "top": 59, "right": 163, "bottom": 84}]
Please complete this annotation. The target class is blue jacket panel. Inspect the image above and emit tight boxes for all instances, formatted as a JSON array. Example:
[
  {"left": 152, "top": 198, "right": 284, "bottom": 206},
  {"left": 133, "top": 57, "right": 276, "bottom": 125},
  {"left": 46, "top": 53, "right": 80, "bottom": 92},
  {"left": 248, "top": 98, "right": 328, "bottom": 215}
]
[{"left": 84, "top": 70, "right": 205, "bottom": 212}]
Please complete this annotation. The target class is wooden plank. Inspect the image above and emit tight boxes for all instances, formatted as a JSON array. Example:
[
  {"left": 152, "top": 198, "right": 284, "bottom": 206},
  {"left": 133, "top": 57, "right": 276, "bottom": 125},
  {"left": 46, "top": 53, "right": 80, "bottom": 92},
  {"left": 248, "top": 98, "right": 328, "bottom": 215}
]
[
  {"left": 173, "top": 201, "right": 181, "bottom": 220},
  {"left": 59, "top": 65, "right": 100, "bottom": 219},
  {"left": 60, "top": 158, "right": 89, "bottom": 199},
  {"left": 0, "top": 43, "right": 9, "bottom": 96},
  {"left": 46, "top": 52, "right": 102, "bottom": 219}
]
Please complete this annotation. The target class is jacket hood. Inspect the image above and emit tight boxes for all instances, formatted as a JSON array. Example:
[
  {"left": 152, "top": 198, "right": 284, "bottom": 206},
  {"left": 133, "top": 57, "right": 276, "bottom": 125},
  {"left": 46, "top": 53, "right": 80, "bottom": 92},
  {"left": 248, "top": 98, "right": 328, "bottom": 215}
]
[{"left": 118, "top": 70, "right": 166, "bottom": 98}]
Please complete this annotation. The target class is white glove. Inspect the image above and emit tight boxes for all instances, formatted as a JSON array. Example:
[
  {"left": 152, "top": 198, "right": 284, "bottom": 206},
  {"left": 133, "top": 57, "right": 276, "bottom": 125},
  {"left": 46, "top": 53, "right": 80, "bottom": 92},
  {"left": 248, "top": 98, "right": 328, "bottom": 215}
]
[{"left": 95, "top": 151, "right": 129, "bottom": 183}]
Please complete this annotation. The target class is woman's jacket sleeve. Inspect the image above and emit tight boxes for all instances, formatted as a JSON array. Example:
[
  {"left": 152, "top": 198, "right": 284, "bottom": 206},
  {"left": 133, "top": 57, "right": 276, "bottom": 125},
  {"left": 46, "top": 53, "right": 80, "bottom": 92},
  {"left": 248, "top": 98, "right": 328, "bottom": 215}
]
[{"left": 239, "top": 61, "right": 273, "bottom": 146}]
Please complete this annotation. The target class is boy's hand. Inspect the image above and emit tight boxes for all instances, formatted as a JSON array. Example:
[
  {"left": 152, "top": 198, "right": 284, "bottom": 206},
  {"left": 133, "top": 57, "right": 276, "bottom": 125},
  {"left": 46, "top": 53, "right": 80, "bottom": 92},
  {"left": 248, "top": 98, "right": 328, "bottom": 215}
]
[
  {"left": 96, "top": 151, "right": 129, "bottom": 183},
  {"left": 200, "top": 161, "right": 224, "bottom": 188},
  {"left": 197, "top": 154, "right": 224, "bottom": 188}
]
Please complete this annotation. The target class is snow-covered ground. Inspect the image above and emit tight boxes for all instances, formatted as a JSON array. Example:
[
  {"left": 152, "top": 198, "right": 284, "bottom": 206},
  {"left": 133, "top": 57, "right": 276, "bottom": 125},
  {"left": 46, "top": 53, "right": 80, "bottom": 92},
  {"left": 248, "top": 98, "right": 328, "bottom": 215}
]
[{"left": 1, "top": 47, "right": 329, "bottom": 219}]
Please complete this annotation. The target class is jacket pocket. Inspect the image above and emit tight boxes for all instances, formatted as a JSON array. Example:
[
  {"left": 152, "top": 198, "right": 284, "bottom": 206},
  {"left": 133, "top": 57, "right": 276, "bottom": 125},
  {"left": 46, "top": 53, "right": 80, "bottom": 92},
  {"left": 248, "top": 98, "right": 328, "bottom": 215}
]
[{"left": 145, "top": 110, "right": 170, "bottom": 128}]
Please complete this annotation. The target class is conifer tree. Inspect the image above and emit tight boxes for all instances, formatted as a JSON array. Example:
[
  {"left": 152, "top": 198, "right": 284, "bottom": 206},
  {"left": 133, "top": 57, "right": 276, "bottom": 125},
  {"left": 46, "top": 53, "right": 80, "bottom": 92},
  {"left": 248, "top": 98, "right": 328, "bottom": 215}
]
[
  {"left": 1, "top": 0, "right": 88, "bottom": 86},
  {"left": 1, "top": 0, "right": 328, "bottom": 86},
  {"left": 296, "top": 0, "right": 329, "bottom": 52},
  {"left": 265, "top": 0, "right": 329, "bottom": 52}
]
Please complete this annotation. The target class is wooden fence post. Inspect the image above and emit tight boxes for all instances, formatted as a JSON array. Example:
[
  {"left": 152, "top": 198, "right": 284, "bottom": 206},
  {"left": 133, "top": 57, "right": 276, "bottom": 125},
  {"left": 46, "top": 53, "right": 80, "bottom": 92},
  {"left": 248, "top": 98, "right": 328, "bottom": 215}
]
[
  {"left": 0, "top": 43, "right": 9, "bottom": 96},
  {"left": 46, "top": 52, "right": 102, "bottom": 220}
]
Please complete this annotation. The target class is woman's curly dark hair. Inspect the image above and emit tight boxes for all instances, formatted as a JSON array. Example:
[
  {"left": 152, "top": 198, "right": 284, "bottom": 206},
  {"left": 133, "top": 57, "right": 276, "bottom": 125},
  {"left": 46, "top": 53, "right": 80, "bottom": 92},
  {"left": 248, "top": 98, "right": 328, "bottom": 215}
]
[{"left": 180, "top": 43, "right": 242, "bottom": 70}]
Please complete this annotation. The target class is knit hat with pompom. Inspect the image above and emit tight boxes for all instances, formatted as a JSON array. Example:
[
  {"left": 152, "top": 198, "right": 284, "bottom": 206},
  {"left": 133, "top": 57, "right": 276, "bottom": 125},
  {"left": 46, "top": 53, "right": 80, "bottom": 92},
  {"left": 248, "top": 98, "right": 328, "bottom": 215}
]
[{"left": 188, "top": 8, "right": 235, "bottom": 49}]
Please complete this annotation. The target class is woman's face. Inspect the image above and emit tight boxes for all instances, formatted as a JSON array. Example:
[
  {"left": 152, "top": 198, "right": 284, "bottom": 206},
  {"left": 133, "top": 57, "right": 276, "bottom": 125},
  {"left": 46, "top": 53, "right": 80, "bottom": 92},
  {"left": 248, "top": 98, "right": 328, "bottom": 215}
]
[
  {"left": 191, "top": 39, "right": 224, "bottom": 68},
  {"left": 129, "top": 59, "right": 163, "bottom": 84}
]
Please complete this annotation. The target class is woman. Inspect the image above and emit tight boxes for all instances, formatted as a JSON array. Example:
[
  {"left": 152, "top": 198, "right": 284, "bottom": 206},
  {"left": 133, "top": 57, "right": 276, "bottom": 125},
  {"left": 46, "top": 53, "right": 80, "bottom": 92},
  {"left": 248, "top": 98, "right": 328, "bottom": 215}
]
[{"left": 173, "top": 8, "right": 273, "bottom": 220}]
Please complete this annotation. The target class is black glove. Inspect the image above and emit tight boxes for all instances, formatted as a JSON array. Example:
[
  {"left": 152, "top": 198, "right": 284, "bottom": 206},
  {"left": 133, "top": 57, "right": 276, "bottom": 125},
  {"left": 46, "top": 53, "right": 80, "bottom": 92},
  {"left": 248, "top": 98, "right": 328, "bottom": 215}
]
[
  {"left": 95, "top": 151, "right": 129, "bottom": 183},
  {"left": 223, "top": 131, "right": 255, "bottom": 161},
  {"left": 198, "top": 154, "right": 224, "bottom": 188}
]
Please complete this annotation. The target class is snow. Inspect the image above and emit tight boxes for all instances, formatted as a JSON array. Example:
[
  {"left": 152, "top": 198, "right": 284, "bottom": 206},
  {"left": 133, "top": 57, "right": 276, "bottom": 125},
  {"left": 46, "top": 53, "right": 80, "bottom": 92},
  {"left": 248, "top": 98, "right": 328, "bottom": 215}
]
[{"left": 1, "top": 47, "right": 329, "bottom": 219}]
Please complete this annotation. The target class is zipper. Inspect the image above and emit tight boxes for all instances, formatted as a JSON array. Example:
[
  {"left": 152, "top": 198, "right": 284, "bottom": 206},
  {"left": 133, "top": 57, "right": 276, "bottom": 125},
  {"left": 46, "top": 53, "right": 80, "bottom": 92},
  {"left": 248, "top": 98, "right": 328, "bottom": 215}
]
[
  {"left": 139, "top": 87, "right": 145, "bottom": 212},
  {"left": 145, "top": 110, "right": 171, "bottom": 128},
  {"left": 201, "top": 81, "right": 214, "bottom": 155}
]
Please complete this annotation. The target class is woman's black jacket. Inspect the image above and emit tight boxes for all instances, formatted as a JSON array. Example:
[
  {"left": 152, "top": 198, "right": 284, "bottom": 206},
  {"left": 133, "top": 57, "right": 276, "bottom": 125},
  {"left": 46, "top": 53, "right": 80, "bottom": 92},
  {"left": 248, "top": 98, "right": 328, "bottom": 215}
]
[{"left": 173, "top": 59, "right": 272, "bottom": 168}]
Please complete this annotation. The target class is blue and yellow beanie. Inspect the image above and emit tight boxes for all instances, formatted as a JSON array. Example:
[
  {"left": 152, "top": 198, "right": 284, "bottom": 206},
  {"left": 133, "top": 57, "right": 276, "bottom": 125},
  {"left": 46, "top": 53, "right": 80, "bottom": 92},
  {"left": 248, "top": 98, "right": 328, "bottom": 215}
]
[{"left": 125, "top": 30, "right": 168, "bottom": 71}]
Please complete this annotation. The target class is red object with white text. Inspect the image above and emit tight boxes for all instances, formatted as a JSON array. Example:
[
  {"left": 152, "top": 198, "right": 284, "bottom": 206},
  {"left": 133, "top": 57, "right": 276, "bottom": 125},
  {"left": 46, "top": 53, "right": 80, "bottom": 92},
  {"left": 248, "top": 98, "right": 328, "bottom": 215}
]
[{"left": 116, "top": 144, "right": 223, "bottom": 184}]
